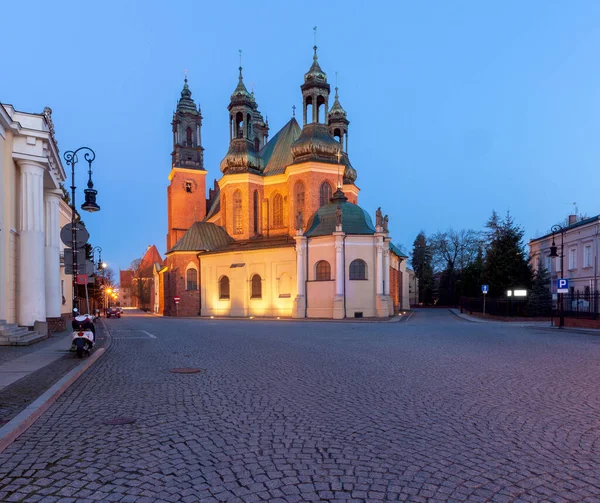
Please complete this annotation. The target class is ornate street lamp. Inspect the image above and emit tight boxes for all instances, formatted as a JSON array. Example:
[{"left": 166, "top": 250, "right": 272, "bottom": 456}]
[
  {"left": 63, "top": 147, "right": 99, "bottom": 313},
  {"left": 548, "top": 224, "right": 565, "bottom": 328}
]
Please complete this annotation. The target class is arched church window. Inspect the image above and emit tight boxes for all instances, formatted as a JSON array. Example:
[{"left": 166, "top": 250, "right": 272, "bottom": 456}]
[
  {"left": 319, "top": 181, "right": 332, "bottom": 207},
  {"left": 253, "top": 190, "right": 259, "bottom": 235},
  {"left": 186, "top": 127, "right": 192, "bottom": 146},
  {"left": 349, "top": 259, "right": 367, "bottom": 280},
  {"left": 315, "top": 261, "right": 331, "bottom": 281},
  {"left": 272, "top": 193, "right": 283, "bottom": 228},
  {"left": 233, "top": 190, "right": 243, "bottom": 235},
  {"left": 186, "top": 267, "right": 198, "bottom": 291},
  {"left": 219, "top": 276, "right": 230, "bottom": 299},
  {"left": 305, "top": 96, "right": 313, "bottom": 124},
  {"left": 294, "top": 181, "right": 305, "bottom": 217},
  {"left": 254, "top": 137, "right": 260, "bottom": 152},
  {"left": 333, "top": 128, "right": 342, "bottom": 143},
  {"left": 236, "top": 112, "right": 243, "bottom": 138},
  {"left": 251, "top": 274, "right": 262, "bottom": 299}
]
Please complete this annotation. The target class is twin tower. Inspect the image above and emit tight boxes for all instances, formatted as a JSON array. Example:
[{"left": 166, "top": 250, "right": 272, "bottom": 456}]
[{"left": 166, "top": 46, "right": 354, "bottom": 250}]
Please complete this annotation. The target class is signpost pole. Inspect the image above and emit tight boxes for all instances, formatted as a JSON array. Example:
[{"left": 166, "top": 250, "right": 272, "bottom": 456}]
[{"left": 483, "top": 293, "right": 486, "bottom": 317}]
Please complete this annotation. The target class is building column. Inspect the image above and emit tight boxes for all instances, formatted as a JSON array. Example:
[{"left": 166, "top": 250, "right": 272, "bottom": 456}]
[
  {"left": 376, "top": 241, "right": 383, "bottom": 295},
  {"left": 44, "top": 189, "right": 62, "bottom": 318},
  {"left": 383, "top": 249, "right": 390, "bottom": 296},
  {"left": 18, "top": 160, "right": 46, "bottom": 326},
  {"left": 333, "top": 232, "right": 345, "bottom": 319},
  {"left": 293, "top": 235, "right": 307, "bottom": 318}
]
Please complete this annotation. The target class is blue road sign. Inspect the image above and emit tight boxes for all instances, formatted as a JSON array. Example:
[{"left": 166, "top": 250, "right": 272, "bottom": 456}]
[
  {"left": 557, "top": 278, "right": 569, "bottom": 293},
  {"left": 481, "top": 284, "right": 489, "bottom": 294}
]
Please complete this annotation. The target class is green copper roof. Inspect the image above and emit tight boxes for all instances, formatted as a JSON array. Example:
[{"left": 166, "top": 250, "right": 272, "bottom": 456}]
[
  {"left": 390, "top": 242, "right": 407, "bottom": 258},
  {"left": 168, "top": 222, "right": 234, "bottom": 253},
  {"left": 260, "top": 118, "right": 301, "bottom": 176},
  {"left": 305, "top": 197, "right": 376, "bottom": 237},
  {"left": 176, "top": 79, "right": 199, "bottom": 115}
]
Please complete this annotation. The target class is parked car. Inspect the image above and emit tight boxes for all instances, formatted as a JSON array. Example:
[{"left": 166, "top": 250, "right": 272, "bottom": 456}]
[{"left": 106, "top": 307, "right": 121, "bottom": 318}]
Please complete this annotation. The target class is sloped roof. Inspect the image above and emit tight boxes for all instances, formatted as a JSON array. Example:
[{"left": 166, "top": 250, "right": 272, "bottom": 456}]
[
  {"left": 139, "top": 245, "right": 163, "bottom": 277},
  {"left": 169, "top": 222, "right": 234, "bottom": 253},
  {"left": 530, "top": 215, "right": 600, "bottom": 242},
  {"left": 205, "top": 193, "right": 220, "bottom": 221},
  {"left": 260, "top": 118, "right": 301, "bottom": 176},
  {"left": 390, "top": 242, "right": 407, "bottom": 258}
]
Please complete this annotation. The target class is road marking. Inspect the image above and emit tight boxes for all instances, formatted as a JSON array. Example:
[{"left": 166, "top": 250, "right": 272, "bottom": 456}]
[{"left": 140, "top": 330, "right": 157, "bottom": 339}]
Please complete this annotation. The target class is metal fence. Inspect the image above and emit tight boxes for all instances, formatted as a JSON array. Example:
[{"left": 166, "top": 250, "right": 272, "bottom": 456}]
[{"left": 460, "top": 291, "right": 599, "bottom": 319}]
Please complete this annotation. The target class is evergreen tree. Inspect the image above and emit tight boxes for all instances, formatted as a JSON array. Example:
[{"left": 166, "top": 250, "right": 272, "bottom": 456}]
[
  {"left": 411, "top": 232, "right": 435, "bottom": 304},
  {"left": 482, "top": 211, "right": 532, "bottom": 297},
  {"left": 462, "top": 246, "right": 484, "bottom": 297},
  {"left": 528, "top": 261, "right": 552, "bottom": 316}
]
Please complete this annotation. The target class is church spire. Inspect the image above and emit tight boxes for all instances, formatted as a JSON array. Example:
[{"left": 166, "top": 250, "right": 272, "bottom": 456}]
[{"left": 171, "top": 76, "right": 204, "bottom": 169}]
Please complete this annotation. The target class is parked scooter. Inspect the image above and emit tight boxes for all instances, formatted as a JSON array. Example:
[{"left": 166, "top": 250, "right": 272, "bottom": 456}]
[{"left": 71, "top": 308, "right": 96, "bottom": 358}]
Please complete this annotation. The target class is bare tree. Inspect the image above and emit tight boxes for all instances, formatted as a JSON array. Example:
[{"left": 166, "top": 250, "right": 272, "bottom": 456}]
[{"left": 430, "top": 229, "right": 482, "bottom": 273}]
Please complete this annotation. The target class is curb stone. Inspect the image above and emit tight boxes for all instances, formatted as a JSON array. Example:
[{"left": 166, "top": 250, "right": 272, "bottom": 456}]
[{"left": 0, "top": 319, "right": 111, "bottom": 454}]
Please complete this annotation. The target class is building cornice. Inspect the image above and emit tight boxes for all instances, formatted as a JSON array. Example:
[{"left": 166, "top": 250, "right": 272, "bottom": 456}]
[{"left": 168, "top": 167, "right": 207, "bottom": 181}]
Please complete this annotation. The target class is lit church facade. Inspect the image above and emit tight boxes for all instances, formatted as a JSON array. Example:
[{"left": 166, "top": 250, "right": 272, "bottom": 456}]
[{"left": 159, "top": 46, "right": 409, "bottom": 318}]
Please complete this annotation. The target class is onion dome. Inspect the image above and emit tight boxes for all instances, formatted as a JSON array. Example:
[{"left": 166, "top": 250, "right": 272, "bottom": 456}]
[
  {"left": 304, "top": 46, "right": 327, "bottom": 83},
  {"left": 220, "top": 139, "right": 263, "bottom": 174},
  {"left": 304, "top": 189, "right": 376, "bottom": 237},
  {"left": 328, "top": 87, "right": 347, "bottom": 120},
  {"left": 177, "top": 78, "right": 200, "bottom": 115},
  {"left": 342, "top": 154, "right": 357, "bottom": 184},
  {"left": 291, "top": 123, "right": 341, "bottom": 165},
  {"left": 230, "top": 67, "right": 254, "bottom": 105}
]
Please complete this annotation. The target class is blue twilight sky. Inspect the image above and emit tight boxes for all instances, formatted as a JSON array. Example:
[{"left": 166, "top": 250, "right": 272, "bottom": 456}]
[{"left": 3, "top": 0, "right": 600, "bottom": 277}]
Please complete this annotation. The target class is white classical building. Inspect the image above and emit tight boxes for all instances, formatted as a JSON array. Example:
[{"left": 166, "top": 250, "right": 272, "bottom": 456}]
[{"left": 0, "top": 103, "right": 66, "bottom": 328}]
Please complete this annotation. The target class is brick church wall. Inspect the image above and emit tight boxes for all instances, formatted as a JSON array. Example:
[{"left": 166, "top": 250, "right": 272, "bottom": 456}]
[{"left": 164, "top": 253, "right": 201, "bottom": 317}]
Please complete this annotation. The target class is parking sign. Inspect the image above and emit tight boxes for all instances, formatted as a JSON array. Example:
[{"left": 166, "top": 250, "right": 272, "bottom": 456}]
[{"left": 557, "top": 278, "right": 569, "bottom": 293}]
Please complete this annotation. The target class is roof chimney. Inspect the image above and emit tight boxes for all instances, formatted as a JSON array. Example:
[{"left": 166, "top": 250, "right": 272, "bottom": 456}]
[{"left": 568, "top": 214, "right": 577, "bottom": 226}]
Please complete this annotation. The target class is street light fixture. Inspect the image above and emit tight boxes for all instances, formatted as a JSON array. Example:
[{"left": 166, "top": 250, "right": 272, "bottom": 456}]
[
  {"left": 63, "top": 147, "right": 99, "bottom": 313},
  {"left": 548, "top": 224, "right": 565, "bottom": 328}
]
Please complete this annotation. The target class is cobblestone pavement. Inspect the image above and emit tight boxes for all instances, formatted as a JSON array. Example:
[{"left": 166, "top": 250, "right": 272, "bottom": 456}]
[
  {"left": 2, "top": 310, "right": 600, "bottom": 502},
  {"left": 0, "top": 329, "right": 71, "bottom": 366}
]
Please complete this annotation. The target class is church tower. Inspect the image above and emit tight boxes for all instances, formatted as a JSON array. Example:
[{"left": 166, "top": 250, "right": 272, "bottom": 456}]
[
  {"left": 167, "top": 77, "right": 207, "bottom": 250},
  {"left": 328, "top": 86, "right": 357, "bottom": 185}
]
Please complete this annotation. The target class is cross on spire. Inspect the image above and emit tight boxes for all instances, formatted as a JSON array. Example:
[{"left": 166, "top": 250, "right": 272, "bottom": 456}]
[
  {"left": 292, "top": 105, "right": 296, "bottom": 117},
  {"left": 313, "top": 26, "right": 317, "bottom": 46},
  {"left": 184, "top": 69, "right": 188, "bottom": 83}
]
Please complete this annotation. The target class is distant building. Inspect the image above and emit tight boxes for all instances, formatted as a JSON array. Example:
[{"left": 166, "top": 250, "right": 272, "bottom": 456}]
[
  {"left": 0, "top": 103, "right": 66, "bottom": 330},
  {"left": 407, "top": 268, "right": 419, "bottom": 307},
  {"left": 119, "top": 270, "right": 133, "bottom": 307},
  {"left": 528, "top": 214, "right": 600, "bottom": 295}
]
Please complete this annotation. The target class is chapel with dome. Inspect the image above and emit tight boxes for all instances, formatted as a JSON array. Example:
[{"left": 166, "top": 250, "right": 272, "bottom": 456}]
[{"left": 156, "top": 44, "right": 410, "bottom": 318}]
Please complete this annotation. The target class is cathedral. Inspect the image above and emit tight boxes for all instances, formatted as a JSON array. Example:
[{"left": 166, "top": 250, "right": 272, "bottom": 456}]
[{"left": 157, "top": 46, "right": 410, "bottom": 318}]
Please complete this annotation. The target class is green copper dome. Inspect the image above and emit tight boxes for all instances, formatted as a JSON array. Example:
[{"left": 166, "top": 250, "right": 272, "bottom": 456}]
[{"left": 304, "top": 189, "right": 375, "bottom": 237}]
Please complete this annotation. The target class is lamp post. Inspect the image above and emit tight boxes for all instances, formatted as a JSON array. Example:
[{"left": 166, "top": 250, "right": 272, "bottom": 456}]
[
  {"left": 549, "top": 224, "right": 565, "bottom": 328},
  {"left": 91, "top": 246, "right": 105, "bottom": 312},
  {"left": 63, "top": 147, "right": 100, "bottom": 313}
]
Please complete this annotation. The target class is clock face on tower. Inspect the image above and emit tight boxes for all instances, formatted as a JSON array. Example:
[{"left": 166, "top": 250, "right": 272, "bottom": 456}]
[{"left": 183, "top": 180, "right": 197, "bottom": 193}]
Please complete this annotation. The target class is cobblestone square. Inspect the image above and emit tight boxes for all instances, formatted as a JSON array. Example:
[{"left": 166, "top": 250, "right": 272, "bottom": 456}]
[{"left": 1, "top": 310, "right": 600, "bottom": 502}]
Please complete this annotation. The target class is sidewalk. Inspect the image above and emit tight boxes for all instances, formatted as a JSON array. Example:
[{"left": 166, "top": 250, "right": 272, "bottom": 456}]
[
  {"left": 448, "top": 309, "right": 552, "bottom": 328},
  {"left": 449, "top": 308, "right": 600, "bottom": 334},
  {"left": 0, "top": 324, "right": 107, "bottom": 427}
]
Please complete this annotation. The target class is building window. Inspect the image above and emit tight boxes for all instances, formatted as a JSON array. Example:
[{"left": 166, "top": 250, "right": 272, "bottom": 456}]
[
  {"left": 278, "top": 273, "right": 291, "bottom": 298},
  {"left": 584, "top": 244, "right": 592, "bottom": 268},
  {"left": 320, "top": 181, "right": 332, "bottom": 207},
  {"left": 186, "top": 126, "right": 193, "bottom": 146},
  {"left": 273, "top": 193, "right": 284, "bottom": 228},
  {"left": 294, "top": 181, "right": 305, "bottom": 216},
  {"left": 251, "top": 274, "right": 262, "bottom": 298},
  {"left": 544, "top": 256, "right": 552, "bottom": 274},
  {"left": 349, "top": 259, "right": 367, "bottom": 280},
  {"left": 186, "top": 268, "right": 198, "bottom": 291},
  {"left": 219, "top": 276, "right": 230, "bottom": 299},
  {"left": 315, "top": 260, "right": 331, "bottom": 281},
  {"left": 555, "top": 256, "right": 561, "bottom": 274},
  {"left": 568, "top": 248, "right": 577, "bottom": 270},
  {"left": 253, "top": 190, "right": 259, "bottom": 235},
  {"left": 233, "top": 190, "right": 243, "bottom": 235},
  {"left": 185, "top": 181, "right": 192, "bottom": 193}
]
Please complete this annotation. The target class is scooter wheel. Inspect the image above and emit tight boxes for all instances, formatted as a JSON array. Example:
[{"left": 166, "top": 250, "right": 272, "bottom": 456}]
[{"left": 76, "top": 347, "right": 84, "bottom": 358}]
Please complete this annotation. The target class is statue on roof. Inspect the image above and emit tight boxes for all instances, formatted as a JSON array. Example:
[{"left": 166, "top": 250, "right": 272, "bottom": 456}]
[
  {"left": 376, "top": 207, "right": 383, "bottom": 227},
  {"left": 383, "top": 215, "right": 389, "bottom": 233},
  {"left": 336, "top": 205, "right": 343, "bottom": 226},
  {"left": 296, "top": 210, "right": 303, "bottom": 231}
]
